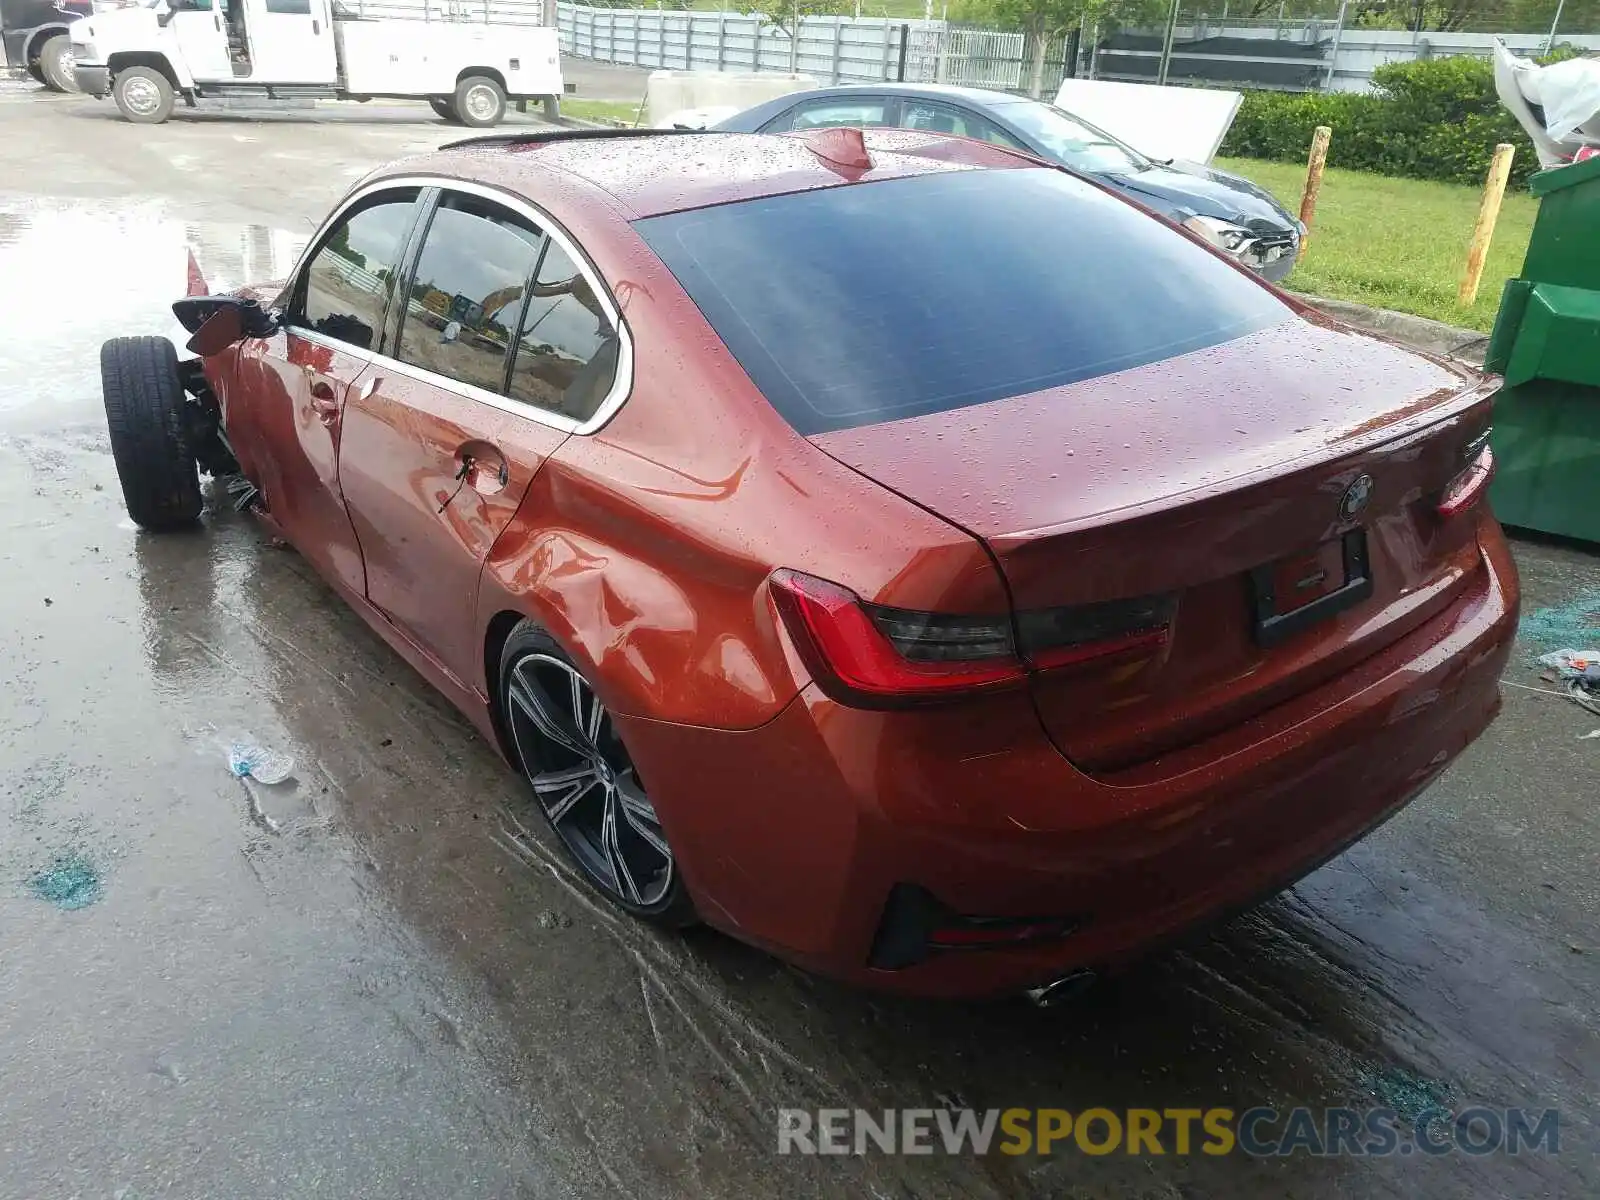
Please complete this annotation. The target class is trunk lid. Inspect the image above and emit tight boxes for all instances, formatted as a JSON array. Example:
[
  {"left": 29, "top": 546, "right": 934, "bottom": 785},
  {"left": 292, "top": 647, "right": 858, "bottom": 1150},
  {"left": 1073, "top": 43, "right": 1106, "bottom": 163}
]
[{"left": 810, "top": 316, "right": 1496, "bottom": 776}]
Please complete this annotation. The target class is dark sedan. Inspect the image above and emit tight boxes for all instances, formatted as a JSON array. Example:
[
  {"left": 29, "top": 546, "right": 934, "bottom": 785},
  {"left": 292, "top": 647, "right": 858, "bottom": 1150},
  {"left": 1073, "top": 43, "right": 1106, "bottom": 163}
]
[{"left": 715, "top": 83, "right": 1303, "bottom": 282}]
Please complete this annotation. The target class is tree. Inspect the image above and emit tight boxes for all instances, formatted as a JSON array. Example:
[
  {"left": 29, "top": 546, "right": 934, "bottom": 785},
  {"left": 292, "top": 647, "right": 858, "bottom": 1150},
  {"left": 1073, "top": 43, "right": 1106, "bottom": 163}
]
[
  {"left": 956, "top": 0, "right": 1161, "bottom": 98},
  {"left": 739, "top": 0, "right": 854, "bottom": 74}
]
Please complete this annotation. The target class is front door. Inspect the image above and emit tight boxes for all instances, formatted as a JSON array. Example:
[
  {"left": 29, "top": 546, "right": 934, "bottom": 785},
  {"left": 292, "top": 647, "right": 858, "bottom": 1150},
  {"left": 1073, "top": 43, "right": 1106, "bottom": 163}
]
[
  {"left": 233, "top": 186, "right": 423, "bottom": 599},
  {"left": 167, "top": 0, "right": 231, "bottom": 81},
  {"left": 241, "top": 0, "right": 336, "bottom": 83},
  {"left": 337, "top": 189, "right": 624, "bottom": 686}
]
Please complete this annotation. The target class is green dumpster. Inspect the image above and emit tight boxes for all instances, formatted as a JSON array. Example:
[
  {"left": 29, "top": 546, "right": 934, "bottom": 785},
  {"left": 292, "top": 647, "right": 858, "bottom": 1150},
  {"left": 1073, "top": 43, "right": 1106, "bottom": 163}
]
[{"left": 1484, "top": 153, "right": 1600, "bottom": 542}]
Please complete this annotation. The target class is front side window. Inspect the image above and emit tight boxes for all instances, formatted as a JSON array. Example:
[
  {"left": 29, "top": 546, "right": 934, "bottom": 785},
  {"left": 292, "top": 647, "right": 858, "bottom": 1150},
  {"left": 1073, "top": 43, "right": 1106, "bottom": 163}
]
[
  {"left": 900, "top": 102, "right": 1027, "bottom": 151},
  {"left": 901, "top": 101, "right": 974, "bottom": 138},
  {"left": 773, "top": 100, "right": 890, "bottom": 132},
  {"left": 298, "top": 190, "right": 419, "bottom": 351},
  {"left": 395, "top": 194, "right": 545, "bottom": 395},
  {"left": 507, "top": 241, "right": 620, "bottom": 422}
]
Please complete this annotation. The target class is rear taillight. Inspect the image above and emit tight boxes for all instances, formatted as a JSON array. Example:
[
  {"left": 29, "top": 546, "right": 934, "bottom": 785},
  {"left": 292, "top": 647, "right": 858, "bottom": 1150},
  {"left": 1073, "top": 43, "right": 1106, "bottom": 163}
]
[
  {"left": 769, "top": 569, "right": 1174, "bottom": 708},
  {"left": 769, "top": 569, "right": 1023, "bottom": 707},
  {"left": 1017, "top": 595, "right": 1175, "bottom": 669},
  {"left": 1438, "top": 443, "right": 1495, "bottom": 518}
]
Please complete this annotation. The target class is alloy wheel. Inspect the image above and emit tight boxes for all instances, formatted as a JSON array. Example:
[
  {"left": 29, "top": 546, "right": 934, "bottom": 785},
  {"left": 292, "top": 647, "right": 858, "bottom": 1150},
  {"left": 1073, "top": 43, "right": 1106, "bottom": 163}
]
[{"left": 505, "top": 652, "right": 674, "bottom": 909}]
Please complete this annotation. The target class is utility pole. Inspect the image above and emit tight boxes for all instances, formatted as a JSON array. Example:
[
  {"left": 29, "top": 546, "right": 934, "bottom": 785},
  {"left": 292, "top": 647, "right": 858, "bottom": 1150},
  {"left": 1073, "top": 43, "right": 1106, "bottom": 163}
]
[
  {"left": 1546, "top": 0, "right": 1567, "bottom": 52},
  {"left": 1156, "top": 0, "right": 1180, "bottom": 85}
]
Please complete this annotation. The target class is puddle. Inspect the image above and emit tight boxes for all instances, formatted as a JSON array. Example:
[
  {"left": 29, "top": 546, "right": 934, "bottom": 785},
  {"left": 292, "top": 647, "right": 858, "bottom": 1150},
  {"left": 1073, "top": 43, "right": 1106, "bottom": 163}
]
[
  {"left": 0, "top": 199, "right": 305, "bottom": 421},
  {"left": 29, "top": 852, "right": 103, "bottom": 910}
]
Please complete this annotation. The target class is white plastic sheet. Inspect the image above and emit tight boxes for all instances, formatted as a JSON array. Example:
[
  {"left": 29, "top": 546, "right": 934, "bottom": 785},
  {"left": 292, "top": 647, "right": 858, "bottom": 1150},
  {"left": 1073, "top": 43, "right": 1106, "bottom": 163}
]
[
  {"left": 1527, "top": 55, "right": 1600, "bottom": 142},
  {"left": 1493, "top": 40, "right": 1600, "bottom": 169},
  {"left": 1052, "top": 79, "right": 1242, "bottom": 165}
]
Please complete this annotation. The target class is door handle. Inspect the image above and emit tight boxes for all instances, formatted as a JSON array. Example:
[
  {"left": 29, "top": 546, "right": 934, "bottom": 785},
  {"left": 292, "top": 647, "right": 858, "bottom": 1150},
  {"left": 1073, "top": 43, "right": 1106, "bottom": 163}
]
[
  {"left": 312, "top": 17, "right": 320, "bottom": 33},
  {"left": 454, "top": 441, "right": 509, "bottom": 494},
  {"left": 309, "top": 380, "right": 339, "bottom": 427},
  {"left": 354, "top": 374, "right": 381, "bottom": 402}
]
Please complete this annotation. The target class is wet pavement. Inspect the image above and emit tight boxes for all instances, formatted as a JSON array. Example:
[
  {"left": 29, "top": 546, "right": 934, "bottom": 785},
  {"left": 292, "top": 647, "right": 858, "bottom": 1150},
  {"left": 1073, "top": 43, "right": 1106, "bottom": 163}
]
[{"left": 2, "top": 88, "right": 1598, "bottom": 1200}]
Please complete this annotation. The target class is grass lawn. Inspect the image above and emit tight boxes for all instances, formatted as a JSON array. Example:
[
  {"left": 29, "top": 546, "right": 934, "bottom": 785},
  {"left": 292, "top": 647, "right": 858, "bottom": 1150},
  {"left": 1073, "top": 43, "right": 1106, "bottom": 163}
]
[
  {"left": 1215, "top": 156, "right": 1537, "bottom": 333},
  {"left": 558, "top": 97, "right": 645, "bottom": 125}
]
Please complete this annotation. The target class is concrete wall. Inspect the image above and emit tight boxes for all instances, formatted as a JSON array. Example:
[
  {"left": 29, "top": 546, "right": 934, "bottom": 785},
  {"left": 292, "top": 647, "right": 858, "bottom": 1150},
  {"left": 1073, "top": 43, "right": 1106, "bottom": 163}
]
[{"left": 1327, "top": 29, "right": 1600, "bottom": 93}]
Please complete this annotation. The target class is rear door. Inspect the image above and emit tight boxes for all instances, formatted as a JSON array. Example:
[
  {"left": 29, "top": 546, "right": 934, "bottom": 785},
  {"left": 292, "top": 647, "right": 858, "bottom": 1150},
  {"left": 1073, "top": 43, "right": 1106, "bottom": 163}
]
[
  {"left": 336, "top": 186, "right": 625, "bottom": 687},
  {"left": 233, "top": 184, "right": 423, "bottom": 599},
  {"left": 244, "top": 0, "right": 336, "bottom": 83}
]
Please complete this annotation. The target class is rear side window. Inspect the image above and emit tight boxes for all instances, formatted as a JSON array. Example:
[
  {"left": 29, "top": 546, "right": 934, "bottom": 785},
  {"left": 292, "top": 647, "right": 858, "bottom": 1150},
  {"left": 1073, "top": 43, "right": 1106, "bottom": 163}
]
[
  {"left": 636, "top": 169, "right": 1290, "bottom": 435},
  {"left": 395, "top": 193, "right": 545, "bottom": 395},
  {"left": 298, "top": 190, "right": 418, "bottom": 351},
  {"left": 507, "top": 241, "right": 621, "bottom": 422}
]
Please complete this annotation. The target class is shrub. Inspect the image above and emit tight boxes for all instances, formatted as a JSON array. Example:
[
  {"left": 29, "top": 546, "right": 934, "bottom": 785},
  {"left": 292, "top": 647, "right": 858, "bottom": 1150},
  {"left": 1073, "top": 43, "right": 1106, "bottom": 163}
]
[{"left": 1220, "top": 54, "right": 1547, "bottom": 188}]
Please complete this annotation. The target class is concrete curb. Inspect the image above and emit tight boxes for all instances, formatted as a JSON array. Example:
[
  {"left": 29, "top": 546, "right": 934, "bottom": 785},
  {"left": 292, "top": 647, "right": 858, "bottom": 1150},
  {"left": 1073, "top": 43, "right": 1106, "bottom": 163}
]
[{"left": 1300, "top": 294, "right": 1491, "bottom": 367}]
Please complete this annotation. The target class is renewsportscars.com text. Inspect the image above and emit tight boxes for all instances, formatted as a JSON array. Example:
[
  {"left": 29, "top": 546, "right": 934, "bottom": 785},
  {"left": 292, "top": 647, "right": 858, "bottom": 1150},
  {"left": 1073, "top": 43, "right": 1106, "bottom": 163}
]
[{"left": 776, "top": 1107, "right": 1561, "bottom": 1158}]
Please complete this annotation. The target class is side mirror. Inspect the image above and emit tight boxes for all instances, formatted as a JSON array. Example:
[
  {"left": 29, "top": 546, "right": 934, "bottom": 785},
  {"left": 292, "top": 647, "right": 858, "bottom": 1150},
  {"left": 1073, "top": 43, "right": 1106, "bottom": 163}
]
[{"left": 172, "top": 294, "right": 278, "bottom": 354}]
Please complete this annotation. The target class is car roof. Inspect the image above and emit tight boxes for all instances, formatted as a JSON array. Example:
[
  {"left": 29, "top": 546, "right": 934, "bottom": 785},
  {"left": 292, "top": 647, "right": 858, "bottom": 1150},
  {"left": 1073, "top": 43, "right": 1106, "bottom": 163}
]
[{"left": 371, "top": 128, "right": 1040, "bottom": 220}]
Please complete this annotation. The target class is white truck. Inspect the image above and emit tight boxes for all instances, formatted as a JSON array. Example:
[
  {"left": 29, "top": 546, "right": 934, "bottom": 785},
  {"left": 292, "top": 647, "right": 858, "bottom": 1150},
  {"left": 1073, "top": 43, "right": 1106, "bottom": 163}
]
[{"left": 70, "top": 0, "right": 561, "bottom": 126}]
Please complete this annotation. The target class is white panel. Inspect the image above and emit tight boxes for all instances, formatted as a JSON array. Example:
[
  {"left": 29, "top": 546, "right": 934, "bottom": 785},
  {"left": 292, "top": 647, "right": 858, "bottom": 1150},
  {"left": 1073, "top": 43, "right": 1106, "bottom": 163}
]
[
  {"left": 1052, "top": 78, "right": 1241, "bottom": 166},
  {"left": 336, "top": 20, "right": 559, "bottom": 96}
]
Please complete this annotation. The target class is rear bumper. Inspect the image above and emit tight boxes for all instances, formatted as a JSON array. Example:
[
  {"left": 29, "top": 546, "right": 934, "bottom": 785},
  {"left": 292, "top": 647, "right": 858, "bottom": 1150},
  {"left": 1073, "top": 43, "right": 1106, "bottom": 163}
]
[
  {"left": 74, "top": 64, "right": 108, "bottom": 96},
  {"left": 618, "top": 515, "right": 1519, "bottom": 998}
]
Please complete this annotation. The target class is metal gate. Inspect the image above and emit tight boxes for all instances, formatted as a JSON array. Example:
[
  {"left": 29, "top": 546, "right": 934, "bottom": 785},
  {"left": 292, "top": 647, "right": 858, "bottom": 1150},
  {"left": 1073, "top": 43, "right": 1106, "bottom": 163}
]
[{"left": 902, "top": 25, "right": 1075, "bottom": 95}]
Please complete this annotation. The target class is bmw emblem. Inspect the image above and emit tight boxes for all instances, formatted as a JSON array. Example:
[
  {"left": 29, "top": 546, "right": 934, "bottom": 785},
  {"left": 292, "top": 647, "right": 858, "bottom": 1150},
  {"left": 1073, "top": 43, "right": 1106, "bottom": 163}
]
[{"left": 1339, "top": 473, "right": 1374, "bottom": 521}]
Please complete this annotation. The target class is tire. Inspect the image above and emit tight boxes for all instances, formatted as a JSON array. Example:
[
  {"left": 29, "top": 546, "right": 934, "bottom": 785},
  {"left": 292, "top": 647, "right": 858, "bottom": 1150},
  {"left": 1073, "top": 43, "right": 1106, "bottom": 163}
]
[
  {"left": 112, "top": 66, "right": 175, "bottom": 124},
  {"left": 500, "top": 622, "right": 696, "bottom": 927},
  {"left": 428, "top": 97, "right": 459, "bottom": 122},
  {"left": 452, "top": 74, "right": 506, "bottom": 129},
  {"left": 39, "top": 35, "right": 76, "bottom": 93},
  {"left": 101, "top": 337, "right": 202, "bottom": 531}
]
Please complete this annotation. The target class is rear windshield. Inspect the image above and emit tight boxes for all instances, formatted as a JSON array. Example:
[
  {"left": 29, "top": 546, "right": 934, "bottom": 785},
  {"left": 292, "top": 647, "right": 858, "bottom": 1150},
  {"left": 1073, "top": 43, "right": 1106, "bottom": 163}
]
[{"left": 635, "top": 168, "right": 1291, "bottom": 436}]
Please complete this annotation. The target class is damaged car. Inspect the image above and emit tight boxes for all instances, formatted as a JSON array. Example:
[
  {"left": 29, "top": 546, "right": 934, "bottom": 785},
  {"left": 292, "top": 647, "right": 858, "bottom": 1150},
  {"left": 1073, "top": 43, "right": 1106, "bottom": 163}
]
[
  {"left": 100, "top": 126, "right": 1515, "bottom": 1001},
  {"left": 714, "top": 83, "right": 1304, "bottom": 281}
]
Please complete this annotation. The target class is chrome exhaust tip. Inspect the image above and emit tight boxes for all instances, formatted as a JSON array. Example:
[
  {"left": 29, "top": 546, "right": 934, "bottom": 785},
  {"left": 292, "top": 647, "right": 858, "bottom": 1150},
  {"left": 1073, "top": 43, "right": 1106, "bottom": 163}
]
[{"left": 1024, "top": 969, "right": 1096, "bottom": 1008}]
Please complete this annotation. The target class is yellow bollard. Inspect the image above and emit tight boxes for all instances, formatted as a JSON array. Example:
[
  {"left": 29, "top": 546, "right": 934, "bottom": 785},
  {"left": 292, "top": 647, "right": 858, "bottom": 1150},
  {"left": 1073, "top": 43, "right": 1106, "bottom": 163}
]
[
  {"left": 1297, "top": 125, "right": 1332, "bottom": 262},
  {"left": 1459, "top": 143, "right": 1516, "bottom": 307}
]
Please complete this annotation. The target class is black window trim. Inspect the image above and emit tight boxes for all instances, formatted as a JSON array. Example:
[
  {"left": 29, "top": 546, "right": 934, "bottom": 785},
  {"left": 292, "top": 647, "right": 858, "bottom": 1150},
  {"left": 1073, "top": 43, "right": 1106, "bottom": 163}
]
[{"left": 275, "top": 175, "right": 635, "bottom": 437}]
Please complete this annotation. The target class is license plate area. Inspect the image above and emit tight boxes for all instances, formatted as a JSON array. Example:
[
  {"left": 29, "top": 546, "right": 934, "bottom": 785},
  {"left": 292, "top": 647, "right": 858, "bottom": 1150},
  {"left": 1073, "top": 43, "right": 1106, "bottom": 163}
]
[{"left": 1250, "top": 530, "right": 1373, "bottom": 647}]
